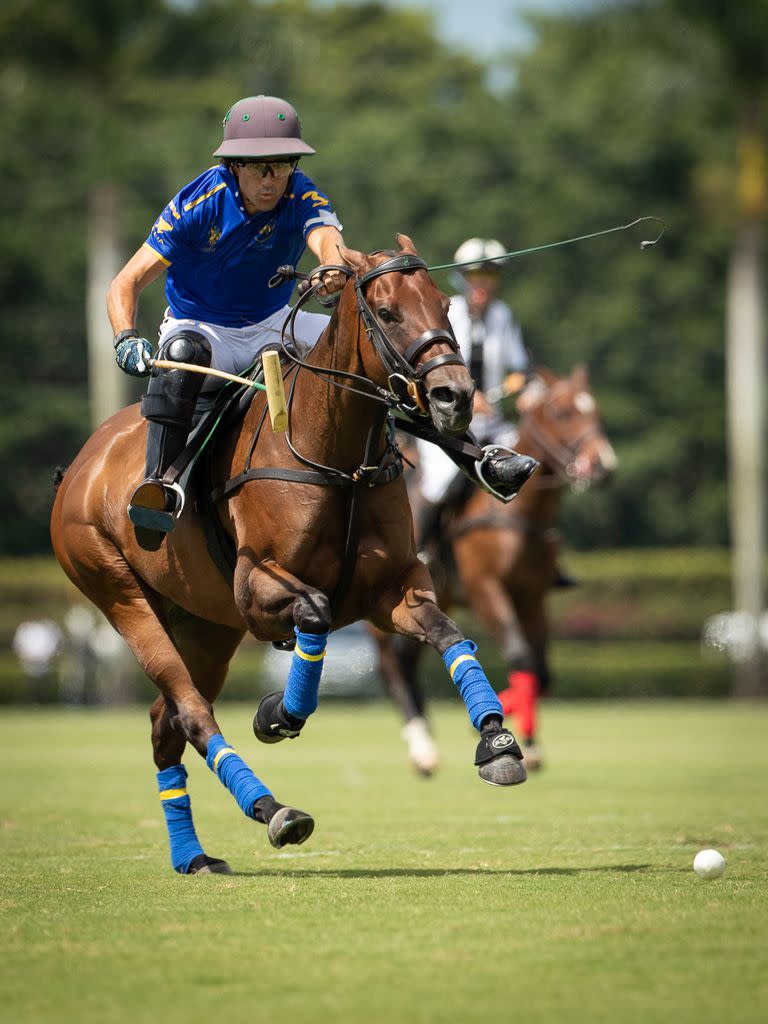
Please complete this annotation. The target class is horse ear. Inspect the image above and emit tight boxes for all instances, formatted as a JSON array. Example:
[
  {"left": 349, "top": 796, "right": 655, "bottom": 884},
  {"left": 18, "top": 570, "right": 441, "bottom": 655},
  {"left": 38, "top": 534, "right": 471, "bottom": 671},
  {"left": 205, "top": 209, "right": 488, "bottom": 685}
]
[
  {"left": 535, "top": 366, "right": 558, "bottom": 387},
  {"left": 337, "top": 244, "right": 368, "bottom": 274},
  {"left": 395, "top": 233, "right": 417, "bottom": 253},
  {"left": 571, "top": 363, "right": 589, "bottom": 388}
]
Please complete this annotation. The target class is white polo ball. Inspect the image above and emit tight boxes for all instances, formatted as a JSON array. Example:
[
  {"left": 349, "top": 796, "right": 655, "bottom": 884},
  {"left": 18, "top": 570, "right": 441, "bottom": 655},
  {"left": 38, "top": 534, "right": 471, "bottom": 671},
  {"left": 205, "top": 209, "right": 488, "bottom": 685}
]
[{"left": 693, "top": 849, "right": 726, "bottom": 879}]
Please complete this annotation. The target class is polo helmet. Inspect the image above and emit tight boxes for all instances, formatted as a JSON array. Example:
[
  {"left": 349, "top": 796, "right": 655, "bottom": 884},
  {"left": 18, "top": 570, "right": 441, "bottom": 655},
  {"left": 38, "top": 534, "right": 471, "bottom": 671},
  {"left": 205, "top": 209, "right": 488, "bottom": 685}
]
[
  {"left": 213, "top": 95, "right": 316, "bottom": 159},
  {"left": 453, "top": 237, "right": 509, "bottom": 272}
]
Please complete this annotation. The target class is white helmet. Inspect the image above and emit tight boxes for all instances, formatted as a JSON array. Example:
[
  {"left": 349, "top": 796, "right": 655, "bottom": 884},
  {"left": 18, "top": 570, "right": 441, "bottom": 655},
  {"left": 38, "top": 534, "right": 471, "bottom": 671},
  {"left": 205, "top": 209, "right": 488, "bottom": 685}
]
[{"left": 453, "top": 237, "right": 508, "bottom": 272}]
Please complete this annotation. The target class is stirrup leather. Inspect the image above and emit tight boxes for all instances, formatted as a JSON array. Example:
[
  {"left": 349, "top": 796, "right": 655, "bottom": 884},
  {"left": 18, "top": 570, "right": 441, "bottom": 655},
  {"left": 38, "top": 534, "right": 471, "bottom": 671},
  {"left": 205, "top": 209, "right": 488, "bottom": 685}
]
[{"left": 127, "top": 480, "right": 185, "bottom": 533}]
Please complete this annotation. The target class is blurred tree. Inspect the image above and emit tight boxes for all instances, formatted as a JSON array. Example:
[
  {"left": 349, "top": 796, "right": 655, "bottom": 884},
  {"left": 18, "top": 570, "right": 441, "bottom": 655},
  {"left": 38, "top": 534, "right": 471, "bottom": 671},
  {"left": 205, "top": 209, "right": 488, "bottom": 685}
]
[
  {"left": 0, "top": 0, "right": 760, "bottom": 563},
  {"left": 498, "top": 2, "right": 735, "bottom": 548}
]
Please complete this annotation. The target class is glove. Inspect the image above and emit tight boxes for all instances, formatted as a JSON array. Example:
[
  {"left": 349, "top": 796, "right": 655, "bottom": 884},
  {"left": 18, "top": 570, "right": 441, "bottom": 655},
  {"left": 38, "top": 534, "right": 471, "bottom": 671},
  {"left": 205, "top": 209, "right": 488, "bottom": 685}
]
[{"left": 115, "top": 336, "right": 153, "bottom": 377}]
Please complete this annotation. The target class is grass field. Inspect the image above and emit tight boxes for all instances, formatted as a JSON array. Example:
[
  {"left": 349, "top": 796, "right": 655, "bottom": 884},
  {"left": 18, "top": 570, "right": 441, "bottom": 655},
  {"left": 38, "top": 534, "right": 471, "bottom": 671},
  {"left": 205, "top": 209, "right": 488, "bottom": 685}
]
[{"left": 2, "top": 700, "right": 766, "bottom": 1024}]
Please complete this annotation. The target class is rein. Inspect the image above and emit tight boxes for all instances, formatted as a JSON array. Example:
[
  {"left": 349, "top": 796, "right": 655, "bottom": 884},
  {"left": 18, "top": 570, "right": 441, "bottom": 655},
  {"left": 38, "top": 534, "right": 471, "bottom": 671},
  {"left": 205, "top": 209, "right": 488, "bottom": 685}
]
[
  {"left": 272, "top": 253, "right": 463, "bottom": 417},
  {"left": 217, "top": 252, "right": 464, "bottom": 613}
]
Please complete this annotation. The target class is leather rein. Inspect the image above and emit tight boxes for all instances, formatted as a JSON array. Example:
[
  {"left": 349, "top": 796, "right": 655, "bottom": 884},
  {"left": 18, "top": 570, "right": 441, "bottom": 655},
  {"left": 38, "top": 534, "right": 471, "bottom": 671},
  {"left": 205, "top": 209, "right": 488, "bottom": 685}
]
[{"left": 215, "top": 253, "right": 464, "bottom": 613}]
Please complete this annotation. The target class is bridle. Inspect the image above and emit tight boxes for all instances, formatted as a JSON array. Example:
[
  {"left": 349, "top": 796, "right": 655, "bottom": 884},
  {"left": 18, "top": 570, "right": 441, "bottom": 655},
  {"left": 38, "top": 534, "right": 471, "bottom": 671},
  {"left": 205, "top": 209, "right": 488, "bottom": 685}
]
[
  {"left": 352, "top": 253, "right": 465, "bottom": 415},
  {"left": 519, "top": 386, "right": 604, "bottom": 490},
  {"left": 212, "top": 253, "right": 469, "bottom": 616},
  {"left": 270, "top": 253, "right": 465, "bottom": 417}
]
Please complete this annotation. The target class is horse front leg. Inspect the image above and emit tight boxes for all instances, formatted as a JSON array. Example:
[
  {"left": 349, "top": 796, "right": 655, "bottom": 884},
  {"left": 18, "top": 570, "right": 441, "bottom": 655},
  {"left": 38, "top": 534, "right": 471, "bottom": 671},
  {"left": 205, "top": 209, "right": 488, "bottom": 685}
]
[
  {"left": 374, "top": 566, "right": 527, "bottom": 787},
  {"left": 237, "top": 560, "right": 332, "bottom": 747},
  {"left": 461, "top": 573, "right": 543, "bottom": 770}
]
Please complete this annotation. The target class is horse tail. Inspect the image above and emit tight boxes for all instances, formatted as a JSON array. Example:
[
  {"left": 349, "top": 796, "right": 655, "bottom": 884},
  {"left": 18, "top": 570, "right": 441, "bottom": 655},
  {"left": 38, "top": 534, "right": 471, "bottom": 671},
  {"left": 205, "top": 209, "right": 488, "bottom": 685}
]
[{"left": 53, "top": 465, "right": 68, "bottom": 491}]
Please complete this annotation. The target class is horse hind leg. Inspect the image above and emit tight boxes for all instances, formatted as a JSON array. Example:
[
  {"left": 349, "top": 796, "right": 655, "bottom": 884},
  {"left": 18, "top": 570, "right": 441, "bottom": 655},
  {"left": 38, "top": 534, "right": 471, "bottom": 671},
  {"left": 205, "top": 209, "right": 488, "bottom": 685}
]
[
  {"left": 375, "top": 631, "right": 439, "bottom": 776},
  {"left": 150, "top": 694, "right": 231, "bottom": 875},
  {"left": 502, "top": 594, "right": 550, "bottom": 771},
  {"left": 75, "top": 555, "right": 313, "bottom": 866}
]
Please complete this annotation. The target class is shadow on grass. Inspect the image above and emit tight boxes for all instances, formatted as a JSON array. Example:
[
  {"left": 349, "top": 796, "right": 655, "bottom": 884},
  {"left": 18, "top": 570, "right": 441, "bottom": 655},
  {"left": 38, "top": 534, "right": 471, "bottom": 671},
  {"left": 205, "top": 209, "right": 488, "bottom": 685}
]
[{"left": 228, "top": 864, "right": 654, "bottom": 878}]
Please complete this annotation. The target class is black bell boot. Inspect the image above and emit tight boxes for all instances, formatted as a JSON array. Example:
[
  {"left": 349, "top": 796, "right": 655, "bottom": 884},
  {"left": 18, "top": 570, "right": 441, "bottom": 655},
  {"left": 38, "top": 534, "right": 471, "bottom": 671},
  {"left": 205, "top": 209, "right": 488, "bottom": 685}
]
[{"left": 475, "top": 445, "right": 539, "bottom": 502}]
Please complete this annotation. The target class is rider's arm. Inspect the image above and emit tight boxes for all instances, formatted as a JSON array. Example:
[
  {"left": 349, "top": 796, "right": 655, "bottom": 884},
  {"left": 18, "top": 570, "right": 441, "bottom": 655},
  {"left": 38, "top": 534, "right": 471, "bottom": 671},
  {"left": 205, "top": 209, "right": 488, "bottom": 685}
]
[
  {"left": 107, "top": 244, "right": 168, "bottom": 338},
  {"left": 306, "top": 225, "right": 347, "bottom": 296}
]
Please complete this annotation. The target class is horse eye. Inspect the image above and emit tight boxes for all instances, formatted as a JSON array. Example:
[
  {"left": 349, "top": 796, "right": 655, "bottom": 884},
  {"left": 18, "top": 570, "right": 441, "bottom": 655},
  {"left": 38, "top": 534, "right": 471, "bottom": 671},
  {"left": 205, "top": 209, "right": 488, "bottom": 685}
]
[{"left": 377, "top": 307, "right": 394, "bottom": 323}]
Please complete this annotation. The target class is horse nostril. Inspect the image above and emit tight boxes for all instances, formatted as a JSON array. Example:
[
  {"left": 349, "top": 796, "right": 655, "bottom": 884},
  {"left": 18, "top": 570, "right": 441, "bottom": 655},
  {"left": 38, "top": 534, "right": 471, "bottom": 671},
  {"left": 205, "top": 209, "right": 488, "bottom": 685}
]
[{"left": 429, "top": 385, "right": 471, "bottom": 415}]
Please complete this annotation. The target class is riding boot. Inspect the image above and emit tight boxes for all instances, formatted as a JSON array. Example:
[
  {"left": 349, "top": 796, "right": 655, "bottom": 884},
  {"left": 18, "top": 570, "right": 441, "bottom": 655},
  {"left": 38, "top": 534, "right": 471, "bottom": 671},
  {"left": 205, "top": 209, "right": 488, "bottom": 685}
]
[
  {"left": 475, "top": 445, "right": 539, "bottom": 502},
  {"left": 128, "top": 331, "right": 212, "bottom": 539},
  {"left": 410, "top": 419, "right": 539, "bottom": 504}
]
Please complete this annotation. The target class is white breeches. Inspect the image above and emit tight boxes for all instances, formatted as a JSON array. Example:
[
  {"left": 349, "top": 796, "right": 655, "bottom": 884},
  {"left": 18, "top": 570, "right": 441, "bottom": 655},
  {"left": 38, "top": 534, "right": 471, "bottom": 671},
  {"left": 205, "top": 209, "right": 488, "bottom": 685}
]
[{"left": 158, "top": 306, "right": 330, "bottom": 392}]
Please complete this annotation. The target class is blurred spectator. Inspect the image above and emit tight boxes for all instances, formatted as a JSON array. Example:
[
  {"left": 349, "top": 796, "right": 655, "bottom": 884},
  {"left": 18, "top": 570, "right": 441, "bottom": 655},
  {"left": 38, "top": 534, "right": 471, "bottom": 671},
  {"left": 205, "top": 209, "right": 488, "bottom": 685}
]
[{"left": 12, "top": 619, "right": 62, "bottom": 700}]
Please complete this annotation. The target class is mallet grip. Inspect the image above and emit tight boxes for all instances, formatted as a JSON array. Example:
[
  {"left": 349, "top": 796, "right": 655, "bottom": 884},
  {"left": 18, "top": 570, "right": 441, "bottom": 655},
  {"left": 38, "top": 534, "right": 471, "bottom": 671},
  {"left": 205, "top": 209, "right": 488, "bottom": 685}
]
[{"left": 148, "top": 356, "right": 288, "bottom": 434}]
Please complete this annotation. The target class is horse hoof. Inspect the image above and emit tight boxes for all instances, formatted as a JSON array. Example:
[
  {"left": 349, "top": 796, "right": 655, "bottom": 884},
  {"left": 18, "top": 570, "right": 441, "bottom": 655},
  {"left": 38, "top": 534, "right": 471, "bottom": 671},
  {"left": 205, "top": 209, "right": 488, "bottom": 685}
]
[
  {"left": 478, "top": 755, "right": 528, "bottom": 787},
  {"left": 474, "top": 724, "right": 527, "bottom": 787},
  {"left": 187, "top": 854, "right": 233, "bottom": 875},
  {"left": 401, "top": 717, "right": 439, "bottom": 776},
  {"left": 268, "top": 806, "right": 315, "bottom": 849},
  {"left": 253, "top": 691, "right": 305, "bottom": 744}
]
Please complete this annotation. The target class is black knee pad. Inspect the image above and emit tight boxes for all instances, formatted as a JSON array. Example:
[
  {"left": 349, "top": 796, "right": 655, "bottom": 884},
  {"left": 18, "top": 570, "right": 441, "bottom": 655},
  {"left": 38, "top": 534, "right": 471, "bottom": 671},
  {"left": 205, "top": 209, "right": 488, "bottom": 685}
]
[
  {"left": 142, "top": 332, "right": 212, "bottom": 427},
  {"left": 161, "top": 330, "right": 212, "bottom": 368}
]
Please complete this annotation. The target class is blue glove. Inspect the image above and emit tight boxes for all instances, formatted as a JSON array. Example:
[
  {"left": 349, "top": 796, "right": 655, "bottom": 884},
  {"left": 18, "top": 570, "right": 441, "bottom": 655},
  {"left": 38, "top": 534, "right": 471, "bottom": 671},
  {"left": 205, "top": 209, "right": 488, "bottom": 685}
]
[{"left": 115, "top": 336, "right": 153, "bottom": 377}]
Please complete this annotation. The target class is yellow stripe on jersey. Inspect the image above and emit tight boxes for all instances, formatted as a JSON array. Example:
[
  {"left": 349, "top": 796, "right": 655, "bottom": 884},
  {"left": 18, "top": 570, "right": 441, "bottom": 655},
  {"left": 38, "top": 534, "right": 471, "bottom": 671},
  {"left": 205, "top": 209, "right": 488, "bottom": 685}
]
[
  {"left": 183, "top": 181, "right": 227, "bottom": 212},
  {"left": 143, "top": 241, "right": 171, "bottom": 266}
]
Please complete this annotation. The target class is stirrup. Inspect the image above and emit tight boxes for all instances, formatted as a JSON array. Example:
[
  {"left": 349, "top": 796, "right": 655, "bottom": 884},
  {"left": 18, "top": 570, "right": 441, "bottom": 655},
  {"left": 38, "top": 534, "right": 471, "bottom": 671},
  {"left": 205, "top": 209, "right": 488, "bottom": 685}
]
[
  {"left": 127, "top": 479, "right": 185, "bottom": 534},
  {"left": 474, "top": 445, "right": 535, "bottom": 504}
]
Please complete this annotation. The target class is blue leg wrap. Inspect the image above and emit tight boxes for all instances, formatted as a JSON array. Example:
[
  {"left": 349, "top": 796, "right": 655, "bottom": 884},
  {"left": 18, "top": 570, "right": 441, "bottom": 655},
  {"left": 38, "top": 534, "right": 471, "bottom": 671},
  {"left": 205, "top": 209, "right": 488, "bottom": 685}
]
[
  {"left": 443, "top": 640, "right": 503, "bottom": 731},
  {"left": 157, "top": 764, "right": 205, "bottom": 874},
  {"left": 206, "top": 734, "right": 272, "bottom": 819},
  {"left": 283, "top": 627, "right": 329, "bottom": 719}
]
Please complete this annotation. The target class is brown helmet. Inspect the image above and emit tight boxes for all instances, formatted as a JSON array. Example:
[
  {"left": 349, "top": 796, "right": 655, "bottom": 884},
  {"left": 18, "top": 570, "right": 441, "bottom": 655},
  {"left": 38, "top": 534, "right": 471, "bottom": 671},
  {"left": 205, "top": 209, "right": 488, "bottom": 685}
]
[{"left": 213, "top": 95, "right": 316, "bottom": 159}]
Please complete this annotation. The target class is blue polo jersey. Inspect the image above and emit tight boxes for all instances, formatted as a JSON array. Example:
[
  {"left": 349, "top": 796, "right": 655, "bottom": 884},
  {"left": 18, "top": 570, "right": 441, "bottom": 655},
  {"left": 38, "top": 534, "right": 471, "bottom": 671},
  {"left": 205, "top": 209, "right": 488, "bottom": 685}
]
[{"left": 144, "top": 165, "right": 342, "bottom": 326}]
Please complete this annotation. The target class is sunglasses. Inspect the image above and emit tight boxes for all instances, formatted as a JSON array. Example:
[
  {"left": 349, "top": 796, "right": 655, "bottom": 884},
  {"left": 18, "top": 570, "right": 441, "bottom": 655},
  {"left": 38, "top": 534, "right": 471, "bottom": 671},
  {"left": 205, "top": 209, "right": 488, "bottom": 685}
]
[{"left": 232, "top": 159, "right": 297, "bottom": 179}]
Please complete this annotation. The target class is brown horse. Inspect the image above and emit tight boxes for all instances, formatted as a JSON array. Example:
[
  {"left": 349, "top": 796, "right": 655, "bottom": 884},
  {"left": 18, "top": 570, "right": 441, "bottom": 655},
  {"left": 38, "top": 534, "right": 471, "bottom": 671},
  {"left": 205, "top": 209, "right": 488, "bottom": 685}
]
[
  {"left": 51, "top": 235, "right": 528, "bottom": 875},
  {"left": 376, "top": 365, "right": 617, "bottom": 775}
]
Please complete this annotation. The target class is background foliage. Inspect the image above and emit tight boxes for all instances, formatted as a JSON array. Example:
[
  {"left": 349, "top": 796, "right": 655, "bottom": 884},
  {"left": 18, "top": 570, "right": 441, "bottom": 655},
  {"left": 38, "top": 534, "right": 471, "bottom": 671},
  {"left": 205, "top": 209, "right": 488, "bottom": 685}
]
[{"left": 0, "top": 0, "right": 757, "bottom": 553}]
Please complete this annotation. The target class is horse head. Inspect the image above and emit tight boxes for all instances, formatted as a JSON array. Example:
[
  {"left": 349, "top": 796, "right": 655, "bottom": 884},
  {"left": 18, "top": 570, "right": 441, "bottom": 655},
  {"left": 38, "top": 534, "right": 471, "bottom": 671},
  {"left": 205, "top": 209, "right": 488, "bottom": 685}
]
[
  {"left": 337, "top": 234, "right": 474, "bottom": 435},
  {"left": 516, "top": 365, "right": 617, "bottom": 488}
]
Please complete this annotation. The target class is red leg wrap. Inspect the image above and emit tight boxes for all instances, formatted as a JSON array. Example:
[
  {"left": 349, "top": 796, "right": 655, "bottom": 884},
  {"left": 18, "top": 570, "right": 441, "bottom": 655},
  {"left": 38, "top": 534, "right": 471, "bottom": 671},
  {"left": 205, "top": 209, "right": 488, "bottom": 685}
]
[{"left": 502, "top": 670, "right": 538, "bottom": 740}]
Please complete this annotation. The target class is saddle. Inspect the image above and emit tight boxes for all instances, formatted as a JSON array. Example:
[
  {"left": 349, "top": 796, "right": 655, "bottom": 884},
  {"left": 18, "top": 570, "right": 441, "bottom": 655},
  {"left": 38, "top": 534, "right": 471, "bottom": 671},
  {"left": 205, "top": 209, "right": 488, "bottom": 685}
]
[{"left": 150, "top": 358, "right": 264, "bottom": 575}]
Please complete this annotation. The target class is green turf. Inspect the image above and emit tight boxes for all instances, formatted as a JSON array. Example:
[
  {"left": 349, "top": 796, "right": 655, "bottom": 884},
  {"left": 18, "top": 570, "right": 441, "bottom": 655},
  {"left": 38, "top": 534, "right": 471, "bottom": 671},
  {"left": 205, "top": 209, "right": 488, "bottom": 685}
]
[{"left": 2, "top": 701, "right": 766, "bottom": 1024}]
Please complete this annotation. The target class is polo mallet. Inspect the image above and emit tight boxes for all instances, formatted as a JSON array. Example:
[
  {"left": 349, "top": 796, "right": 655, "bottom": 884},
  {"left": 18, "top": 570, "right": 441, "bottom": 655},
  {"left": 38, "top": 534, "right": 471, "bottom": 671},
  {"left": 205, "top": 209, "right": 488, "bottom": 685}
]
[{"left": 149, "top": 349, "right": 288, "bottom": 433}]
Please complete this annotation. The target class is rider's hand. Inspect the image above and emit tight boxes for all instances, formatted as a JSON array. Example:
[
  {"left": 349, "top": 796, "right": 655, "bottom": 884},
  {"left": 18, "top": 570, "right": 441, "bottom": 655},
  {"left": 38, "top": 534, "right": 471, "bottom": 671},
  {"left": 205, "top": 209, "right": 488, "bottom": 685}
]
[
  {"left": 312, "top": 268, "right": 347, "bottom": 297},
  {"left": 114, "top": 335, "right": 154, "bottom": 377}
]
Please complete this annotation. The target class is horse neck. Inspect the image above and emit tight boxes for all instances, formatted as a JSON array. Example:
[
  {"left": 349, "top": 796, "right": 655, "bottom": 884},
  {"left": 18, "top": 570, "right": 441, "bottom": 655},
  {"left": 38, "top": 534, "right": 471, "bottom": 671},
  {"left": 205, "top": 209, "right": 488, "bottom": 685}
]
[{"left": 290, "top": 291, "right": 388, "bottom": 467}]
